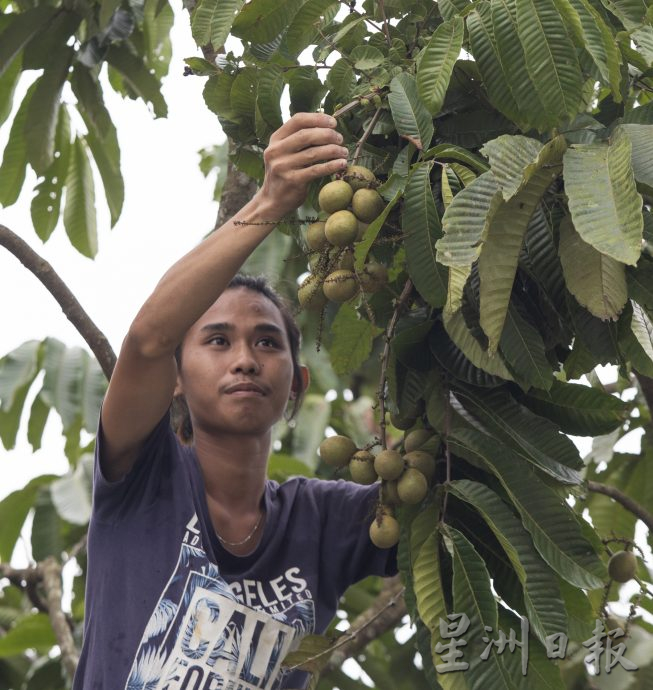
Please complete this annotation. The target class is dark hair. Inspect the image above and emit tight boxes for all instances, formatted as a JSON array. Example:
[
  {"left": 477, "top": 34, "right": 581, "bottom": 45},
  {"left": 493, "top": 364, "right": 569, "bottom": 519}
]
[{"left": 171, "top": 274, "right": 305, "bottom": 443}]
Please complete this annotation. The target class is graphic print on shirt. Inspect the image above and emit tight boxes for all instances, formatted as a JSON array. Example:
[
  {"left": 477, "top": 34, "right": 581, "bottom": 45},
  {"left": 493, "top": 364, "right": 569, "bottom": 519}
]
[{"left": 125, "top": 514, "right": 316, "bottom": 690}]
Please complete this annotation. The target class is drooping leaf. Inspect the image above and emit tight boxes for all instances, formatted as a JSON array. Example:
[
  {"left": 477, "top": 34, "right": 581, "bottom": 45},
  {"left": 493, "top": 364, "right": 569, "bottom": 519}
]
[
  {"left": 0, "top": 613, "right": 57, "bottom": 657},
  {"left": 0, "top": 340, "right": 41, "bottom": 412},
  {"left": 350, "top": 45, "right": 385, "bottom": 71},
  {"left": 31, "top": 106, "right": 71, "bottom": 241},
  {"left": 0, "top": 52, "right": 21, "bottom": 129},
  {"left": 287, "top": 66, "right": 326, "bottom": 115},
  {"left": 402, "top": 161, "right": 447, "bottom": 308},
  {"left": 51, "top": 454, "right": 94, "bottom": 526},
  {"left": 192, "top": 0, "right": 245, "bottom": 51},
  {"left": 329, "top": 304, "right": 383, "bottom": 375},
  {"left": 558, "top": 215, "right": 628, "bottom": 321},
  {"left": 563, "top": 126, "right": 643, "bottom": 266},
  {"left": 231, "top": 0, "right": 304, "bottom": 44},
  {"left": 447, "top": 480, "right": 568, "bottom": 644},
  {"left": 627, "top": 260, "right": 653, "bottom": 310},
  {"left": 623, "top": 301, "right": 653, "bottom": 374},
  {"left": 448, "top": 428, "right": 607, "bottom": 589},
  {"left": 63, "top": 138, "right": 97, "bottom": 258},
  {"left": 416, "top": 18, "right": 465, "bottom": 116},
  {"left": 424, "top": 144, "right": 490, "bottom": 173},
  {"left": 27, "top": 393, "right": 50, "bottom": 452},
  {"left": 621, "top": 124, "right": 653, "bottom": 194},
  {"left": 519, "top": 379, "right": 629, "bottom": 435},
  {"left": 0, "top": 84, "right": 34, "bottom": 207},
  {"left": 0, "top": 6, "right": 58, "bottom": 77},
  {"left": 284, "top": 0, "right": 338, "bottom": 55},
  {"left": 255, "top": 64, "right": 284, "bottom": 136},
  {"left": 388, "top": 72, "right": 434, "bottom": 150}
]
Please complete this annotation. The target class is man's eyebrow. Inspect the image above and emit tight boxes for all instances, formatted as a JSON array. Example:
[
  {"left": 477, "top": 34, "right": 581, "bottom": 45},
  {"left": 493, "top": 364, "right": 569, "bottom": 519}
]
[{"left": 199, "top": 322, "right": 284, "bottom": 335}]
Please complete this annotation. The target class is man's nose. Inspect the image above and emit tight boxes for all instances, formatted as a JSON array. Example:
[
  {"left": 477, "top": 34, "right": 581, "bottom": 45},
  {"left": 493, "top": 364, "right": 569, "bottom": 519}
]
[{"left": 231, "top": 343, "right": 260, "bottom": 374}]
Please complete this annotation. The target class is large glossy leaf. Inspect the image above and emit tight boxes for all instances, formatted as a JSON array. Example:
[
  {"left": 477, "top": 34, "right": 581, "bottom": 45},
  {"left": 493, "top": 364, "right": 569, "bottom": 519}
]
[
  {"left": 499, "top": 305, "right": 553, "bottom": 391},
  {"left": 23, "top": 48, "right": 72, "bottom": 175},
  {"left": 519, "top": 379, "right": 629, "bottom": 435},
  {"left": 0, "top": 614, "right": 56, "bottom": 657},
  {"left": 453, "top": 385, "right": 584, "bottom": 481},
  {"left": 417, "top": 17, "right": 465, "bottom": 116},
  {"left": 448, "top": 428, "right": 607, "bottom": 589},
  {"left": 563, "top": 126, "right": 643, "bottom": 266},
  {"left": 106, "top": 43, "right": 168, "bottom": 118},
  {"left": 63, "top": 138, "right": 97, "bottom": 258},
  {"left": 0, "top": 84, "right": 34, "bottom": 207},
  {"left": 561, "top": 216, "right": 628, "bottom": 323},
  {"left": 443, "top": 525, "right": 516, "bottom": 690},
  {"left": 448, "top": 480, "right": 568, "bottom": 644},
  {"left": 329, "top": 304, "right": 383, "bottom": 375},
  {"left": 388, "top": 73, "right": 434, "bottom": 150},
  {"left": 479, "top": 137, "right": 566, "bottom": 351},
  {"left": 403, "top": 162, "right": 447, "bottom": 308},
  {"left": 231, "top": 0, "right": 304, "bottom": 44},
  {"left": 192, "top": 0, "right": 245, "bottom": 51},
  {"left": 515, "top": 0, "right": 584, "bottom": 124},
  {"left": 0, "top": 474, "right": 57, "bottom": 562},
  {"left": 287, "top": 66, "right": 326, "bottom": 115},
  {"left": 438, "top": 171, "right": 502, "bottom": 267},
  {"left": 284, "top": 0, "right": 338, "bottom": 55},
  {"left": 621, "top": 124, "right": 653, "bottom": 194},
  {"left": 0, "top": 52, "right": 21, "bottom": 128},
  {"left": 0, "top": 6, "right": 57, "bottom": 77},
  {"left": 256, "top": 64, "right": 284, "bottom": 135},
  {"left": 31, "top": 107, "right": 71, "bottom": 241}
]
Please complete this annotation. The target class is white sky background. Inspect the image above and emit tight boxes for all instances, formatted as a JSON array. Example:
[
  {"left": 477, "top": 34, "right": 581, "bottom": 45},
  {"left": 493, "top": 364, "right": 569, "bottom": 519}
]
[{"left": 0, "top": 7, "right": 221, "bottom": 500}]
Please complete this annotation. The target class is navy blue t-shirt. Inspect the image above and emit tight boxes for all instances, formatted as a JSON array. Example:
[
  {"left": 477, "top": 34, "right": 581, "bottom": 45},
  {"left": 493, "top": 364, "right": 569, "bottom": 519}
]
[{"left": 73, "top": 411, "right": 397, "bottom": 690}]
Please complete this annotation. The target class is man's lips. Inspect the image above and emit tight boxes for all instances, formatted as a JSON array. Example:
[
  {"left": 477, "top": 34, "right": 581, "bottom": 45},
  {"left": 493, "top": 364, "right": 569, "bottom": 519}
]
[{"left": 224, "top": 382, "right": 267, "bottom": 395}]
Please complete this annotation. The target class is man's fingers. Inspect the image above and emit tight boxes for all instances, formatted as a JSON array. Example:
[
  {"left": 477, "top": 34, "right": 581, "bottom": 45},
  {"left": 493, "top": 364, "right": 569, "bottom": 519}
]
[
  {"left": 270, "top": 112, "right": 337, "bottom": 142},
  {"left": 293, "top": 144, "right": 349, "bottom": 167},
  {"left": 293, "top": 158, "right": 348, "bottom": 182}
]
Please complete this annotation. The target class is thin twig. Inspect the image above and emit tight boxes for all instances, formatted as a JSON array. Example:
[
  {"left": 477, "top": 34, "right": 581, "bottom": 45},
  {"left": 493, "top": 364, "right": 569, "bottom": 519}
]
[
  {"left": 354, "top": 108, "right": 383, "bottom": 162},
  {"left": 377, "top": 0, "right": 392, "bottom": 47},
  {"left": 587, "top": 481, "right": 653, "bottom": 532},
  {"left": 0, "top": 224, "right": 116, "bottom": 379},
  {"left": 378, "top": 280, "right": 414, "bottom": 449},
  {"left": 442, "top": 379, "right": 452, "bottom": 520}
]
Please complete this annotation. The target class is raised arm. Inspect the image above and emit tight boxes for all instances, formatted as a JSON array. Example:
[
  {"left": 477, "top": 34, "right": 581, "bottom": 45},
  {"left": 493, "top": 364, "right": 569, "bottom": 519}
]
[{"left": 100, "top": 113, "right": 347, "bottom": 481}]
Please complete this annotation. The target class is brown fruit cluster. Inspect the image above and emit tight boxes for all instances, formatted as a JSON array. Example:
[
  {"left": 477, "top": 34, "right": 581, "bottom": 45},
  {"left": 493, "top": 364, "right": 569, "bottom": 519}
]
[
  {"left": 298, "top": 166, "right": 388, "bottom": 309},
  {"left": 320, "top": 427, "right": 439, "bottom": 550}
]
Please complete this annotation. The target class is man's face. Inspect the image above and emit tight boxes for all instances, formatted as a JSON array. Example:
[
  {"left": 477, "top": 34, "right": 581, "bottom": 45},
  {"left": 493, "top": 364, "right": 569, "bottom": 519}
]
[{"left": 175, "top": 288, "right": 296, "bottom": 436}]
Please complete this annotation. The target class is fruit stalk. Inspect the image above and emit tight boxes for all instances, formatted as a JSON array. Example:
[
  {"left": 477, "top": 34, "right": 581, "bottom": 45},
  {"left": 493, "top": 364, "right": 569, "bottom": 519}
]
[
  {"left": 377, "top": 279, "right": 414, "bottom": 450},
  {"left": 353, "top": 108, "right": 383, "bottom": 163}
]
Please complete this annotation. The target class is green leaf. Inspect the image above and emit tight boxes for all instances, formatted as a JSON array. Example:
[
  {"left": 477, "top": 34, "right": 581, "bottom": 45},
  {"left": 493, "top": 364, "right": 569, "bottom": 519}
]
[
  {"left": 287, "top": 66, "right": 326, "bottom": 115},
  {"left": 31, "top": 106, "right": 71, "bottom": 241},
  {"left": 106, "top": 43, "right": 168, "bottom": 118},
  {"left": 479, "top": 137, "right": 566, "bottom": 351},
  {"left": 481, "top": 135, "right": 545, "bottom": 200},
  {"left": 50, "top": 454, "right": 93, "bottom": 526},
  {"left": 282, "top": 633, "right": 334, "bottom": 674},
  {"left": 24, "top": 48, "right": 72, "bottom": 175},
  {"left": 0, "top": 83, "right": 34, "bottom": 207},
  {"left": 416, "top": 17, "right": 465, "bottom": 116},
  {"left": 621, "top": 124, "right": 653, "bottom": 193},
  {"left": 329, "top": 304, "right": 383, "bottom": 375},
  {"left": 64, "top": 138, "right": 98, "bottom": 258},
  {"left": 0, "top": 51, "right": 21, "bottom": 128},
  {"left": 424, "top": 143, "right": 490, "bottom": 173},
  {"left": 0, "top": 340, "right": 40, "bottom": 411},
  {"left": 558, "top": 215, "right": 628, "bottom": 320},
  {"left": 626, "top": 301, "right": 653, "bottom": 373},
  {"left": 203, "top": 72, "right": 237, "bottom": 120},
  {"left": 563, "top": 126, "right": 643, "bottom": 266},
  {"left": 453, "top": 385, "right": 583, "bottom": 482},
  {"left": 284, "top": 0, "right": 338, "bottom": 55},
  {"left": 256, "top": 64, "right": 284, "bottom": 135},
  {"left": 231, "top": 0, "right": 304, "bottom": 44},
  {"left": 519, "top": 379, "right": 629, "bottom": 435},
  {"left": 85, "top": 124, "right": 124, "bottom": 228},
  {"left": 325, "top": 58, "right": 355, "bottom": 99},
  {"left": 192, "top": 0, "right": 245, "bottom": 51},
  {"left": 627, "top": 260, "right": 653, "bottom": 309},
  {"left": 0, "top": 613, "right": 56, "bottom": 657},
  {"left": 242, "top": 229, "right": 292, "bottom": 279},
  {"left": 515, "top": 0, "right": 584, "bottom": 124},
  {"left": 402, "top": 162, "right": 447, "bottom": 308},
  {"left": 388, "top": 72, "right": 434, "bottom": 150},
  {"left": 438, "top": 171, "right": 502, "bottom": 268},
  {"left": 27, "top": 394, "right": 50, "bottom": 452},
  {"left": 448, "top": 480, "right": 568, "bottom": 644},
  {"left": 443, "top": 525, "right": 516, "bottom": 690},
  {"left": 0, "top": 475, "right": 57, "bottom": 562},
  {"left": 448, "top": 428, "right": 607, "bottom": 589},
  {"left": 499, "top": 305, "right": 553, "bottom": 391},
  {"left": 351, "top": 45, "right": 385, "bottom": 70},
  {"left": 267, "top": 453, "right": 312, "bottom": 482},
  {"left": 0, "top": 6, "right": 57, "bottom": 78}
]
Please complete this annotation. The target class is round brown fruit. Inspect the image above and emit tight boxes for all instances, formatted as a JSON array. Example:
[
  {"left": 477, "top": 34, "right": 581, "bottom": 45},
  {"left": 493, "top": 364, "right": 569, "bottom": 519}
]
[
  {"left": 333, "top": 247, "right": 355, "bottom": 272},
  {"left": 298, "top": 274, "right": 327, "bottom": 312},
  {"left": 382, "top": 480, "right": 402, "bottom": 505},
  {"left": 325, "top": 210, "right": 358, "bottom": 247},
  {"left": 404, "top": 451, "right": 436, "bottom": 483},
  {"left": 306, "top": 221, "right": 328, "bottom": 251},
  {"left": 323, "top": 270, "right": 359, "bottom": 303},
  {"left": 390, "top": 412, "right": 417, "bottom": 430},
  {"left": 356, "top": 220, "right": 369, "bottom": 242},
  {"left": 358, "top": 261, "right": 388, "bottom": 293},
  {"left": 349, "top": 450, "right": 378, "bottom": 484},
  {"left": 319, "top": 435, "right": 357, "bottom": 468},
  {"left": 374, "top": 449, "right": 404, "bottom": 481},
  {"left": 345, "top": 165, "right": 376, "bottom": 191},
  {"left": 397, "top": 467, "right": 428, "bottom": 504},
  {"left": 319, "top": 180, "right": 354, "bottom": 214},
  {"left": 352, "top": 188, "right": 385, "bottom": 223},
  {"left": 369, "top": 513, "right": 400, "bottom": 548},
  {"left": 608, "top": 551, "right": 637, "bottom": 583},
  {"left": 404, "top": 429, "right": 436, "bottom": 454}
]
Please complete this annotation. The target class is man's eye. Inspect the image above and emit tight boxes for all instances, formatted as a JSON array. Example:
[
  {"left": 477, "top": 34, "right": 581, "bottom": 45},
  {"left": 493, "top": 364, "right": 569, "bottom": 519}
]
[
  {"left": 209, "top": 336, "right": 227, "bottom": 346},
  {"left": 258, "top": 337, "right": 278, "bottom": 347}
]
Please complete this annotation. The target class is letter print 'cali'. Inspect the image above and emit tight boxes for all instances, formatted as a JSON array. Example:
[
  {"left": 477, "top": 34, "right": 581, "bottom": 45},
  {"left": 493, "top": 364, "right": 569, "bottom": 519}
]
[{"left": 124, "top": 516, "right": 316, "bottom": 690}]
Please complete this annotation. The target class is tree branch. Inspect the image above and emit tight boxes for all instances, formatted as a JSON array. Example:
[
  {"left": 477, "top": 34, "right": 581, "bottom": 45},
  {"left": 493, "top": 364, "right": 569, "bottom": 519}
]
[
  {"left": 634, "top": 370, "right": 653, "bottom": 423},
  {"left": 214, "top": 140, "right": 259, "bottom": 230},
  {"left": 38, "top": 557, "right": 79, "bottom": 681},
  {"left": 323, "top": 576, "right": 407, "bottom": 673},
  {"left": 587, "top": 480, "right": 653, "bottom": 532},
  {"left": 0, "top": 225, "right": 116, "bottom": 379}
]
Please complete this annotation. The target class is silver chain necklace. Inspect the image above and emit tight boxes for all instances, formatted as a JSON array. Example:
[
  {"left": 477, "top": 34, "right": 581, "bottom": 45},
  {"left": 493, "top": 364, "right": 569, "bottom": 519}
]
[{"left": 216, "top": 510, "right": 264, "bottom": 547}]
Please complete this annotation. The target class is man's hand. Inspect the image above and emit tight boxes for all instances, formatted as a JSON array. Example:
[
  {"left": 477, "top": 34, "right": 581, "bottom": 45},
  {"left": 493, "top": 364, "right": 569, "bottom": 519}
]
[{"left": 258, "top": 112, "right": 348, "bottom": 218}]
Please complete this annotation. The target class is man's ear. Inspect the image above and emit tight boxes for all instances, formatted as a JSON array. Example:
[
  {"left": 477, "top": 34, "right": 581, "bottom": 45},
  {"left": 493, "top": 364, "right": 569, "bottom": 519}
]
[{"left": 292, "top": 366, "right": 310, "bottom": 398}]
